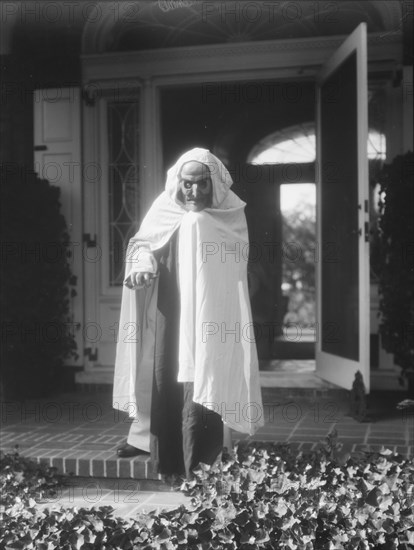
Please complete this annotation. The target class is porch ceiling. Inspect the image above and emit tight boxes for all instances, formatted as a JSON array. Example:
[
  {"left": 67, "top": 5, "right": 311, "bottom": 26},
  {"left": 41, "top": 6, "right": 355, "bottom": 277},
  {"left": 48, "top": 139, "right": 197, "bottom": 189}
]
[
  {"left": 93, "top": 0, "right": 404, "bottom": 52},
  {"left": 5, "top": 0, "right": 409, "bottom": 57},
  {"left": 3, "top": 1, "right": 411, "bottom": 89}
]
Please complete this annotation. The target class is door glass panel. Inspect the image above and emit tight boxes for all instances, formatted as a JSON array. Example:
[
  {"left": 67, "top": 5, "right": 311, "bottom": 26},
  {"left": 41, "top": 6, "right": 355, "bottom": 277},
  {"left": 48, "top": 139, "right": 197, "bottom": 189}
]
[
  {"left": 320, "top": 51, "right": 359, "bottom": 360},
  {"left": 107, "top": 99, "right": 140, "bottom": 286}
]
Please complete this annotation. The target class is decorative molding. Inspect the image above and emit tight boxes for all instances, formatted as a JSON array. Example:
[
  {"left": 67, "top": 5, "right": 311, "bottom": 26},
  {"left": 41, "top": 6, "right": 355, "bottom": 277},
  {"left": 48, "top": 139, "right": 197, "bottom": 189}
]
[
  {"left": 80, "top": 1, "right": 403, "bottom": 56},
  {"left": 376, "top": 0, "right": 407, "bottom": 33},
  {"left": 157, "top": 0, "right": 196, "bottom": 11},
  {"left": 81, "top": 3, "right": 118, "bottom": 55},
  {"left": 82, "top": 32, "right": 403, "bottom": 84}
]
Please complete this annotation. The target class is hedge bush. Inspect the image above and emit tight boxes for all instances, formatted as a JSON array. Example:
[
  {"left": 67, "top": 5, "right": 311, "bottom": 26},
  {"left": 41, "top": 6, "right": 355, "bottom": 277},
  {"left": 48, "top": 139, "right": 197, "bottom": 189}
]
[
  {"left": 377, "top": 152, "right": 414, "bottom": 390},
  {"left": 0, "top": 168, "right": 77, "bottom": 399}
]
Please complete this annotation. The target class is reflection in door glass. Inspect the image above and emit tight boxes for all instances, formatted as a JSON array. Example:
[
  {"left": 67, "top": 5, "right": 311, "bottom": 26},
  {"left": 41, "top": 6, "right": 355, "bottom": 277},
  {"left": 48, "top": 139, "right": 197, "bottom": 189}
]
[{"left": 280, "top": 184, "right": 316, "bottom": 342}]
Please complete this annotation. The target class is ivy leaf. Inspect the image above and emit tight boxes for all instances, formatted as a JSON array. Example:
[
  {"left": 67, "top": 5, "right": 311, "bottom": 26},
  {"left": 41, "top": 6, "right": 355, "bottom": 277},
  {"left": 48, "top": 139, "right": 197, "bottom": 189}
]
[
  {"left": 404, "top": 530, "right": 414, "bottom": 544},
  {"left": 379, "top": 448, "right": 393, "bottom": 456},
  {"left": 234, "top": 510, "right": 250, "bottom": 527},
  {"left": 365, "top": 488, "right": 381, "bottom": 507},
  {"left": 381, "top": 517, "right": 397, "bottom": 534},
  {"left": 14, "top": 472, "right": 25, "bottom": 484},
  {"left": 217, "top": 527, "right": 235, "bottom": 542},
  {"left": 82, "top": 527, "right": 96, "bottom": 544},
  {"left": 273, "top": 499, "right": 289, "bottom": 517},
  {"left": 68, "top": 532, "right": 84, "bottom": 550},
  {"left": 379, "top": 494, "right": 394, "bottom": 511},
  {"left": 255, "top": 528, "right": 270, "bottom": 543},
  {"left": 155, "top": 526, "right": 172, "bottom": 541},
  {"left": 248, "top": 470, "right": 266, "bottom": 484},
  {"left": 239, "top": 531, "right": 254, "bottom": 544}
]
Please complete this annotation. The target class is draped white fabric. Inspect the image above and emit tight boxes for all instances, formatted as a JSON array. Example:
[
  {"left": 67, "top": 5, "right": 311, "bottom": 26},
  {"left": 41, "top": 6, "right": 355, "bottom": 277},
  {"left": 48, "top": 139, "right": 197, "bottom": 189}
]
[{"left": 113, "top": 148, "right": 264, "bottom": 435}]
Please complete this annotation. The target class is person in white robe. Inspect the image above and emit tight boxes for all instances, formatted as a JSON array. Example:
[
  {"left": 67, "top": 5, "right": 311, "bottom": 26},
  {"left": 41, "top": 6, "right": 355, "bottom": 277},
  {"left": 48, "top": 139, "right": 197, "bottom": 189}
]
[{"left": 113, "top": 147, "right": 264, "bottom": 478}]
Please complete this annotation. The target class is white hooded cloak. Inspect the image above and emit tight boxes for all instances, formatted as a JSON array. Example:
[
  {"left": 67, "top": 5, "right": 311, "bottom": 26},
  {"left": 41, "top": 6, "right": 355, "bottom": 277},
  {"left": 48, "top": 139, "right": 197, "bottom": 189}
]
[{"left": 113, "top": 148, "right": 264, "bottom": 435}]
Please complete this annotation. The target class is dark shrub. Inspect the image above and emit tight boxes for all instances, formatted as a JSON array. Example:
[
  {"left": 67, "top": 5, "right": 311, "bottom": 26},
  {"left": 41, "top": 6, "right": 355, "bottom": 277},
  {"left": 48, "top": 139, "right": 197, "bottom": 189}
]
[{"left": 0, "top": 166, "right": 77, "bottom": 398}]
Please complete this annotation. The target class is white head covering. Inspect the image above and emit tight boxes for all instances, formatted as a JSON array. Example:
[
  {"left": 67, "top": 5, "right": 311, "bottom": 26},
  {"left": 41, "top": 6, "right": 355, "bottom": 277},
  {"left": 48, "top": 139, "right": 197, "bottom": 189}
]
[
  {"left": 165, "top": 147, "right": 234, "bottom": 208},
  {"left": 127, "top": 148, "right": 245, "bottom": 256}
]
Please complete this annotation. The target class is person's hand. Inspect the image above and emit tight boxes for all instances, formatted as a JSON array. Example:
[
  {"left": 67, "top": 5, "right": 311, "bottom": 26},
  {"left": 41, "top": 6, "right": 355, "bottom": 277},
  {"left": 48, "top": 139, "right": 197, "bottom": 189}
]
[{"left": 124, "top": 272, "right": 155, "bottom": 290}]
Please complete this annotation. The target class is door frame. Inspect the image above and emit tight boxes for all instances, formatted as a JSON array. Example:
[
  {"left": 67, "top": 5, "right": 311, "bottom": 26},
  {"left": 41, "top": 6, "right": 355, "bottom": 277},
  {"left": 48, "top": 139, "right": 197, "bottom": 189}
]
[
  {"left": 315, "top": 23, "right": 370, "bottom": 391},
  {"left": 79, "top": 32, "right": 402, "bottom": 383},
  {"left": 34, "top": 87, "right": 84, "bottom": 367},
  {"left": 82, "top": 32, "right": 401, "bottom": 199}
]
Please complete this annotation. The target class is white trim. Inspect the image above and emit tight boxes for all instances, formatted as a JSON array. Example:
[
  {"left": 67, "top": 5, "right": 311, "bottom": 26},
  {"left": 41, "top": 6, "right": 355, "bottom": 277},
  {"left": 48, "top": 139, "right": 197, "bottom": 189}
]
[
  {"left": 82, "top": 32, "right": 402, "bottom": 83},
  {"left": 141, "top": 79, "right": 164, "bottom": 213},
  {"left": 357, "top": 25, "right": 371, "bottom": 393},
  {"left": 81, "top": 86, "right": 102, "bottom": 371},
  {"left": 98, "top": 98, "right": 112, "bottom": 296}
]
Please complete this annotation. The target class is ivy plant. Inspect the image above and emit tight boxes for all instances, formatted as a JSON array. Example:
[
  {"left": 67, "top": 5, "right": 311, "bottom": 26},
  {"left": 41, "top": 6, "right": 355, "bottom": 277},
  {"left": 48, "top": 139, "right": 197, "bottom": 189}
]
[{"left": 1, "top": 442, "right": 414, "bottom": 549}]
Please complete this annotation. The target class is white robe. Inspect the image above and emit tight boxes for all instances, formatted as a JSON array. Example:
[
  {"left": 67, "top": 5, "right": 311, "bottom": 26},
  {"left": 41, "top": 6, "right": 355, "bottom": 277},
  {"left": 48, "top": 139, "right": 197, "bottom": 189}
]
[{"left": 113, "top": 148, "right": 264, "bottom": 435}]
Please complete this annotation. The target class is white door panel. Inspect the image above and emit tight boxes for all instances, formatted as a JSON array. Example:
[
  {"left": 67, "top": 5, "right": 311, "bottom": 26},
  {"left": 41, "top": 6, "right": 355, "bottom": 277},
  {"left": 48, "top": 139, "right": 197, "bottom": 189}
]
[{"left": 316, "top": 24, "right": 370, "bottom": 391}]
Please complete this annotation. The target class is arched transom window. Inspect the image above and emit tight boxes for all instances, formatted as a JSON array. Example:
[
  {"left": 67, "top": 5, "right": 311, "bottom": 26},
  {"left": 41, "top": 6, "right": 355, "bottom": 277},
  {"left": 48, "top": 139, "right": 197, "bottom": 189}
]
[{"left": 248, "top": 123, "right": 386, "bottom": 164}]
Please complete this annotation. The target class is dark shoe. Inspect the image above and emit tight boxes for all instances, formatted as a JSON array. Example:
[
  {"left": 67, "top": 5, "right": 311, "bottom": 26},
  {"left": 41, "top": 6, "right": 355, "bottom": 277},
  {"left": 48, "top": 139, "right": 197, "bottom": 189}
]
[{"left": 117, "top": 443, "right": 149, "bottom": 458}]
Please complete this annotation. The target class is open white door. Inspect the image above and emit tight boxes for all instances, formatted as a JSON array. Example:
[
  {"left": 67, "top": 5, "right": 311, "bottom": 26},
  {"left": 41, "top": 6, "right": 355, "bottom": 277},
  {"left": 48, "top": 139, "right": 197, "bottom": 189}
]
[
  {"left": 34, "top": 88, "right": 83, "bottom": 366},
  {"left": 316, "top": 24, "right": 370, "bottom": 391}
]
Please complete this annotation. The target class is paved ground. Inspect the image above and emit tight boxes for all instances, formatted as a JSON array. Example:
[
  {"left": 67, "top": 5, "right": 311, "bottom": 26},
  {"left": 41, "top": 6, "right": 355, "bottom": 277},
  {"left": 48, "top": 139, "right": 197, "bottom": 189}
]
[
  {"left": 1, "top": 376, "right": 412, "bottom": 517},
  {"left": 35, "top": 480, "right": 192, "bottom": 516}
]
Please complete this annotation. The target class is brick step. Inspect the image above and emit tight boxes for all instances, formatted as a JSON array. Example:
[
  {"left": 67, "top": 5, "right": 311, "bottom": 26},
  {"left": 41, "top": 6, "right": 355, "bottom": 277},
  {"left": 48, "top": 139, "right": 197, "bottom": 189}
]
[
  {"left": 12, "top": 430, "right": 413, "bottom": 497},
  {"left": 31, "top": 451, "right": 165, "bottom": 483}
]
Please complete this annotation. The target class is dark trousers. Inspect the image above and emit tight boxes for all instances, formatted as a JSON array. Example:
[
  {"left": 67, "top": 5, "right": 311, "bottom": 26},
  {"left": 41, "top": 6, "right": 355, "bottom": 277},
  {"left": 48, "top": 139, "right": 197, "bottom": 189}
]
[
  {"left": 151, "top": 232, "right": 223, "bottom": 478},
  {"left": 182, "top": 382, "right": 223, "bottom": 479}
]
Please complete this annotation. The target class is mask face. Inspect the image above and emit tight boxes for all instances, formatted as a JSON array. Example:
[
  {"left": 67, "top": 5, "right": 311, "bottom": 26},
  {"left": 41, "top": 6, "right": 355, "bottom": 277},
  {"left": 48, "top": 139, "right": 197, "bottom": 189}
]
[{"left": 178, "top": 161, "right": 212, "bottom": 212}]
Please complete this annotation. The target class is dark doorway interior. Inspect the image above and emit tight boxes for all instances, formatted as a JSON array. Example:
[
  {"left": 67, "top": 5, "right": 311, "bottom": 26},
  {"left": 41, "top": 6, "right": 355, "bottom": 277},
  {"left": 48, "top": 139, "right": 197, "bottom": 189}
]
[{"left": 160, "top": 81, "right": 316, "bottom": 360}]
